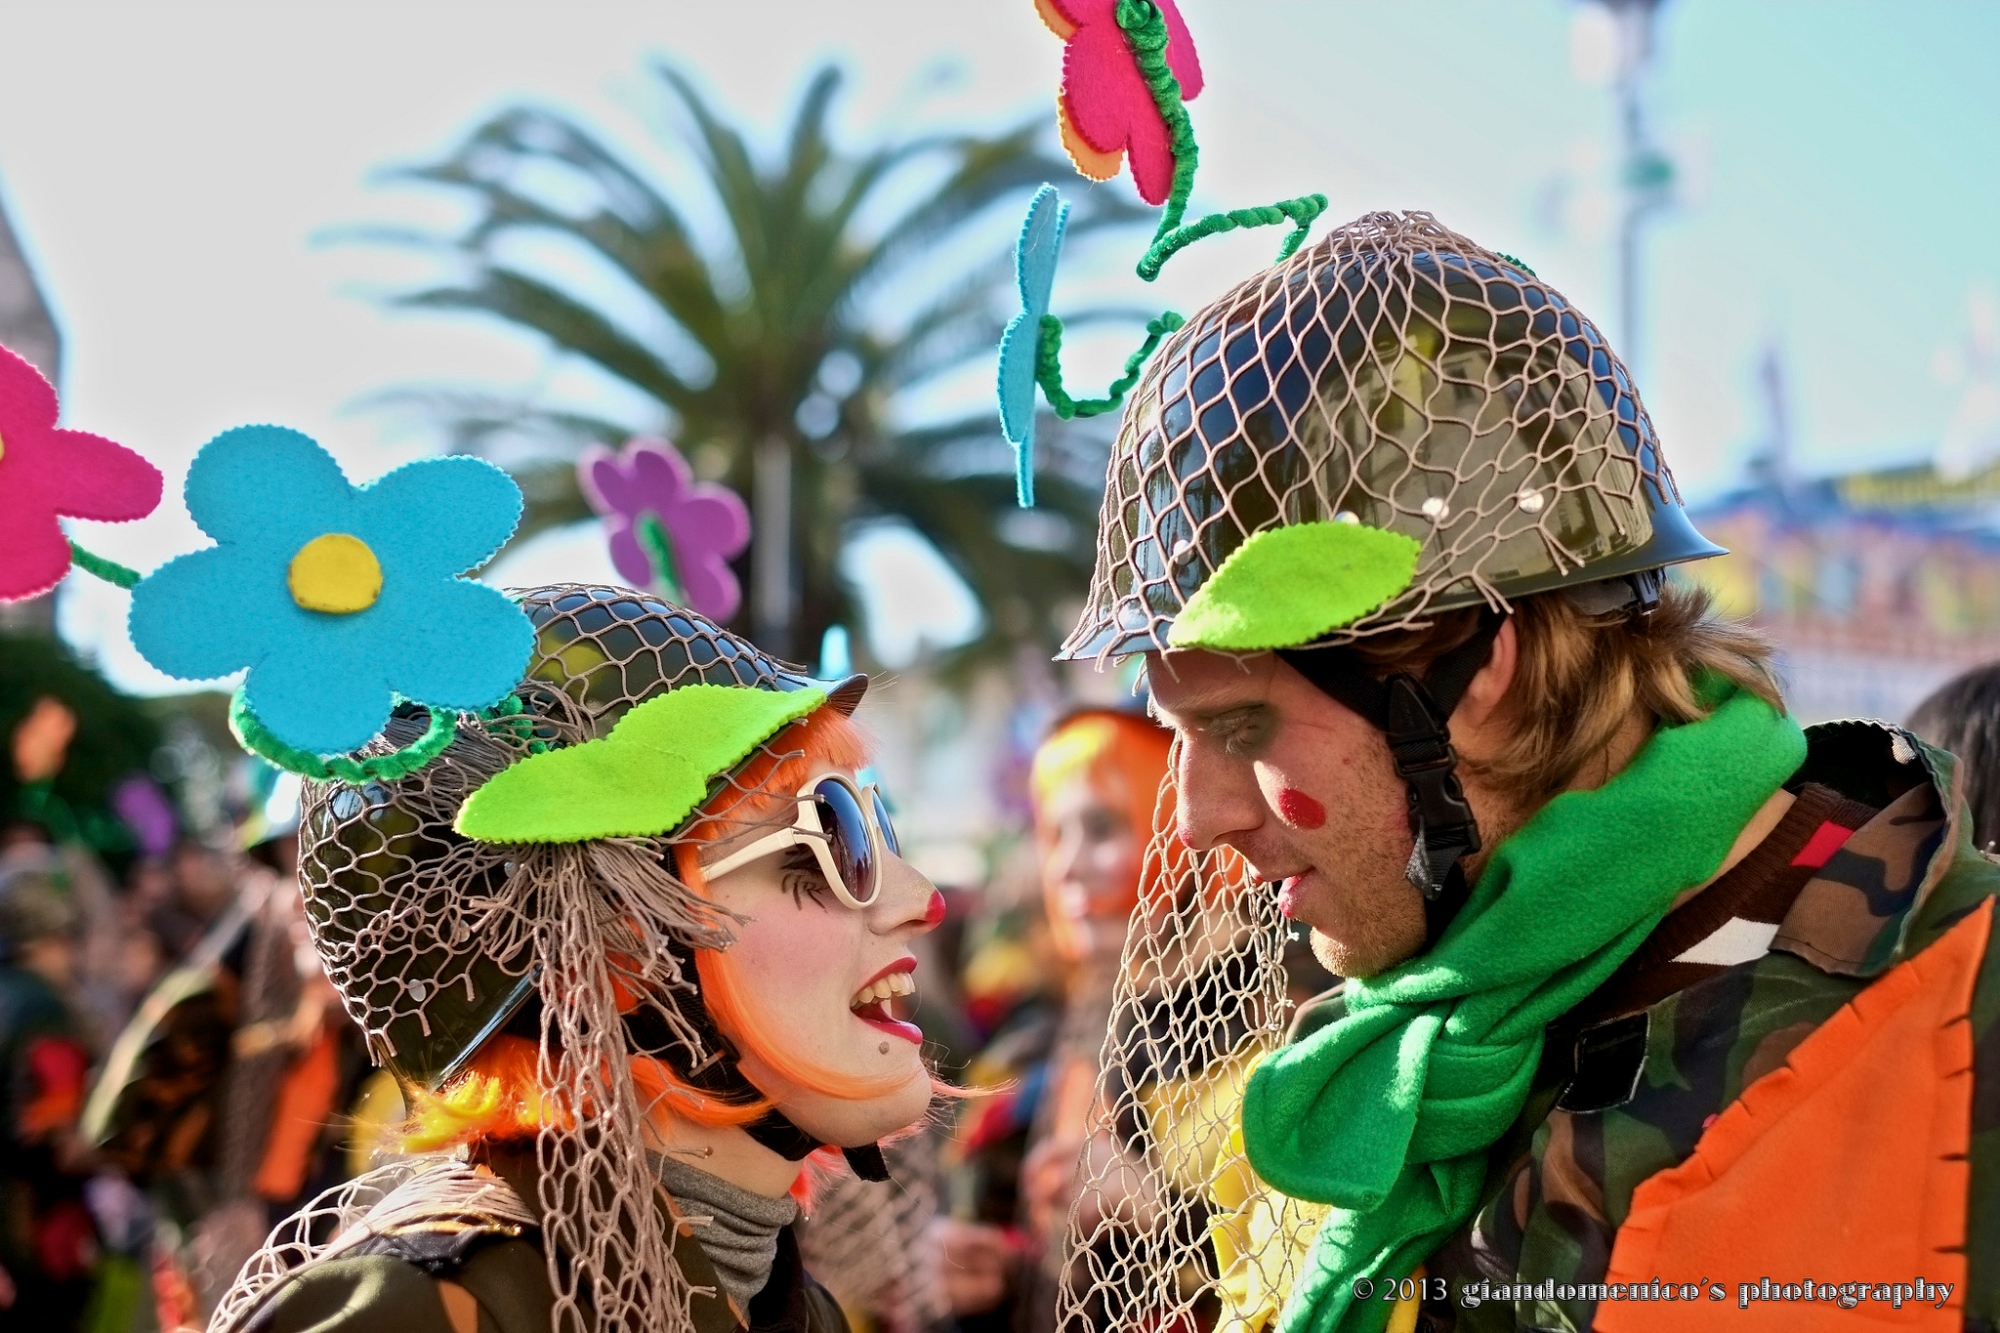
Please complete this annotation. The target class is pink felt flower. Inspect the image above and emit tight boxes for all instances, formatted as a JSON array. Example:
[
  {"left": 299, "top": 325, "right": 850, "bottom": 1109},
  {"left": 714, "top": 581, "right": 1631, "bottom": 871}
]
[
  {"left": 0, "top": 342, "right": 162, "bottom": 602},
  {"left": 579, "top": 438, "right": 751, "bottom": 622},
  {"left": 1037, "top": 0, "right": 1203, "bottom": 207}
]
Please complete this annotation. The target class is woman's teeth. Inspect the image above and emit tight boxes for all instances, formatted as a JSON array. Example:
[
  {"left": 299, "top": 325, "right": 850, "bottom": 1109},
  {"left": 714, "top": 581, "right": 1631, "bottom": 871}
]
[{"left": 849, "top": 970, "right": 917, "bottom": 1012}]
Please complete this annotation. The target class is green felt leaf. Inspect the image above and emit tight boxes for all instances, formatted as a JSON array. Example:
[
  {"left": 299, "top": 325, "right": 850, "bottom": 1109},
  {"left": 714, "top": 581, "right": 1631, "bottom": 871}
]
[
  {"left": 1167, "top": 521, "right": 1422, "bottom": 651},
  {"left": 454, "top": 683, "right": 826, "bottom": 844}
]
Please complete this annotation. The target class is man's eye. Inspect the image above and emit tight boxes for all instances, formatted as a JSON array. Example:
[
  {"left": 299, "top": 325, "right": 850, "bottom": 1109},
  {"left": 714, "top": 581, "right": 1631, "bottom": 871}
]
[{"left": 1216, "top": 711, "right": 1272, "bottom": 757}]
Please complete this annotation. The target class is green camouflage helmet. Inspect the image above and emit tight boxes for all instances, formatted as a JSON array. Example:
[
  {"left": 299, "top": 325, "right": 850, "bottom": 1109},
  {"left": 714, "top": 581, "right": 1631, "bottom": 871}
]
[
  {"left": 1059, "top": 210, "right": 1723, "bottom": 662},
  {"left": 296, "top": 584, "right": 864, "bottom": 1091}
]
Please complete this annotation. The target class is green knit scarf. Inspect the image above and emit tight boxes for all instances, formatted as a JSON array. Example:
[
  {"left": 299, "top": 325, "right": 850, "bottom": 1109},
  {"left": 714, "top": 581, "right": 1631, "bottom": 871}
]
[{"left": 1239, "top": 681, "right": 1805, "bottom": 1333}]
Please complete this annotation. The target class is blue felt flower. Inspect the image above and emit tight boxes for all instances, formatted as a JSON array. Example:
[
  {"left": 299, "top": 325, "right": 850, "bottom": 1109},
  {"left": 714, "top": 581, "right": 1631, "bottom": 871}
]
[
  {"left": 129, "top": 425, "right": 535, "bottom": 755},
  {"left": 997, "top": 184, "right": 1070, "bottom": 508}
]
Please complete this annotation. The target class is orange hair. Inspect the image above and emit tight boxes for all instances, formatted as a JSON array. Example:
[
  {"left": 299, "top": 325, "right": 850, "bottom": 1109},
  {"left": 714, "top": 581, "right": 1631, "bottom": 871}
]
[
  {"left": 402, "top": 703, "right": 905, "bottom": 1151},
  {"left": 1029, "top": 710, "right": 1176, "bottom": 945},
  {"left": 1029, "top": 709, "right": 1173, "bottom": 852}
]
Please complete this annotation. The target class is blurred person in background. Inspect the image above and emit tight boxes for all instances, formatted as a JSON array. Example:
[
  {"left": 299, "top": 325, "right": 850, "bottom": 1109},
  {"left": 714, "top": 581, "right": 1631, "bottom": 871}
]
[
  {"left": 146, "top": 840, "right": 237, "bottom": 963},
  {"left": 84, "top": 816, "right": 358, "bottom": 1328},
  {"left": 1910, "top": 661, "right": 2000, "bottom": 852},
  {"left": 0, "top": 869, "right": 98, "bottom": 1326},
  {"left": 941, "top": 710, "right": 1171, "bottom": 1332}
]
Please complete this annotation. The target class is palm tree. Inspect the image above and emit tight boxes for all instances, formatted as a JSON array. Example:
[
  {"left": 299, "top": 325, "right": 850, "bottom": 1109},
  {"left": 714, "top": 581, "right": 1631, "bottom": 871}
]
[{"left": 359, "top": 63, "right": 1145, "bottom": 666}]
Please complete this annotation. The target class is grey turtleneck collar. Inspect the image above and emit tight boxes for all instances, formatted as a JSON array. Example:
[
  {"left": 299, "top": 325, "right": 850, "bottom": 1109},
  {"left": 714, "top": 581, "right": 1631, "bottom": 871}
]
[{"left": 652, "top": 1152, "right": 800, "bottom": 1310}]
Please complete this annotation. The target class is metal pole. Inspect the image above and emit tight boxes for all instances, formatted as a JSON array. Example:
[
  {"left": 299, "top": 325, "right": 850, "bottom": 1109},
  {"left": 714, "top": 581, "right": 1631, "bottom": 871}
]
[
  {"left": 752, "top": 435, "right": 793, "bottom": 655},
  {"left": 1617, "top": 62, "right": 1644, "bottom": 364},
  {"left": 1595, "top": 0, "right": 1666, "bottom": 369}
]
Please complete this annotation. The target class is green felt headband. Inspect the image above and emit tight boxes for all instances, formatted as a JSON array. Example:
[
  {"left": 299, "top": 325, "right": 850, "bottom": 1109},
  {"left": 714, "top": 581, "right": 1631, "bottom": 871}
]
[
  {"left": 1167, "top": 520, "right": 1421, "bottom": 652},
  {"left": 454, "top": 683, "right": 828, "bottom": 844}
]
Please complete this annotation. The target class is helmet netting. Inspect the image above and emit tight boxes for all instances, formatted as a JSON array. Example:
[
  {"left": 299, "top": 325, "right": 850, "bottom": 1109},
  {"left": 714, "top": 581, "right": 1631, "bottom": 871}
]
[
  {"left": 1053, "top": 757, "right": 1322, "bottom": 1333},
  {"left": 1063, "top": 210, "right": 1679, "bottom": 663},
  {"left": 209, "top": 1156, "right": 538, "bottom": 1333},
  {"left": 214, "top": 587, "right": 846, "bottom": 1333}
]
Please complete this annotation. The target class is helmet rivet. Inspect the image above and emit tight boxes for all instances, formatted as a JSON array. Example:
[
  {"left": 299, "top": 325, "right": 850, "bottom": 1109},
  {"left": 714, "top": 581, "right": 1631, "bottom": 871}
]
[
  {"left": 1515, "top": 487, "right": 1547, "bottom": 515},
  {"left": 1333, "top": 510, "right": 1361, "bottom": 525},
  {"left": 1420, "top": 497, "right": 1449, "bottom": 522}
]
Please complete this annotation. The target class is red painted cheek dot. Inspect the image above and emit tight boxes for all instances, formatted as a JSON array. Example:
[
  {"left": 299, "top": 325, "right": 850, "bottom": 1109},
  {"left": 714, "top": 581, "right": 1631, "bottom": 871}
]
[
  {"left": 923, "top": 890, "right": 947, "bottom": 928},
  {"left": 1277, "top": 787, "right": 1327, "bottom": 830}
]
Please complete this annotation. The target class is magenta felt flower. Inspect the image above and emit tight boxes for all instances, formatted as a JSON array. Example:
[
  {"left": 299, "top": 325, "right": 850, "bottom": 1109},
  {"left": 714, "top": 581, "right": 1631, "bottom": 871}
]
[
  {"left": 1037, "top": 0, "right": 1203, "bottom": 207},
  {"left": 578, "top": 439, "right": 750, "bottom": 621},
  {"left": 0, "top": 342, "right": 162, "bottom": 602}
]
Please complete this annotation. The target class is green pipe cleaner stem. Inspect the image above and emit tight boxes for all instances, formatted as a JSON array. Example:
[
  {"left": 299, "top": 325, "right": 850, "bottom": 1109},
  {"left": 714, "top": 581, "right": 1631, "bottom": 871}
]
[
  {"left": 483, "top": 691, "right": 550, "bottom": 754},
  {"left": 1116, "top": 0, "right": 1198, "bottom": 243},
  {"left": 1114, "top": 0, "right": 1326, "bottom": 283},
  {"left": 1035, "top": 311, "right": 1186, "bottom": 420},
  {"left": 229, "top": 691, "right": 459, "bottom": 783},
  {"left": 1138, "top": 193, "right": 1329, "bottom": 281},
  {"left": 634, "top": 511, "right": 685, "bottom": 602},
  {"left": 67, "top": 540, "right": 140, "bottom": 589}
]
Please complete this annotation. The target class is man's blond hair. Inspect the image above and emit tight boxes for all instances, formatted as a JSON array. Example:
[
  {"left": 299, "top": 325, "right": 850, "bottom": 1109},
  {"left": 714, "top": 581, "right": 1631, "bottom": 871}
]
[{"left": 1351, "top": 582, "right": 1784, "bottom": 808}]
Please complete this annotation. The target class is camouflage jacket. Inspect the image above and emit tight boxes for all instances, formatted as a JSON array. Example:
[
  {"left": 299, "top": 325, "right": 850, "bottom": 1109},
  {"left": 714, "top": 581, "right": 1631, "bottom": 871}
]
[{"left": 1288, "top": 719, "right": 2000, "bottom": 1333}]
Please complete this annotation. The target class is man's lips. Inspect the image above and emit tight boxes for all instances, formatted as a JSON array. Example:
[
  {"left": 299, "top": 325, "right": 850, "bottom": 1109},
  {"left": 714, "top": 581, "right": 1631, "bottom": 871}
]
[{"left": 1274, "top": 869, "right": 1315, "bottom": 920}]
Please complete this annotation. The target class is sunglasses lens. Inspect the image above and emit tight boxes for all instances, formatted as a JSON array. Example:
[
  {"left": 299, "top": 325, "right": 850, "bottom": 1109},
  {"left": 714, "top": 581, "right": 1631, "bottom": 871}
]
[
  {"left": 871, "top": 789, "right": 901, "bottom": 858},
  {"left": 813, "top": 778, "right": 877, "bottom": 905}
]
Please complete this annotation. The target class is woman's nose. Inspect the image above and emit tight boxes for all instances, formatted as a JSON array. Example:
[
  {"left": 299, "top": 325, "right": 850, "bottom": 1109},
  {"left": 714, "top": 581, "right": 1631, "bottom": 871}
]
[{"left": 872, "top": 853, "right": 943, "bottom": 934}]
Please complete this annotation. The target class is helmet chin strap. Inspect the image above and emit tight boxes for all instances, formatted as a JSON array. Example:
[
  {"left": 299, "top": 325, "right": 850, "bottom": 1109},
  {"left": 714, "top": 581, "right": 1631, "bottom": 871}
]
[
  {"left": 638, "top": 944, "right": 892, "bottom": 1182},
  {"left": 1279, "top": 609, "right": 1508, "bottom": 948}
]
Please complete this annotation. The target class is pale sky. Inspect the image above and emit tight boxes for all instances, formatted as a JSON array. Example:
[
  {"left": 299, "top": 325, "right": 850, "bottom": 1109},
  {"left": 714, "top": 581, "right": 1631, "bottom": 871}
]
[{"left": 3, "top": 1, "right": 1996, "bottom": 691}]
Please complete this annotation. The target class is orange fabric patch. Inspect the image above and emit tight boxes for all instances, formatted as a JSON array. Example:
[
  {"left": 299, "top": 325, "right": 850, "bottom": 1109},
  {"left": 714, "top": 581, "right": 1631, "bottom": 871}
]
[
  {"left": 1057, "top": 97, "right": 1124, "bottom": 181},
  {"left": 435, "top": 1278, "right": 482, "bottom": 1333},
  {"left": 1598, "top": 899, "right": 1989, "bottom": 1331},
  {"left": 252, "top": 1026, "right": 340, "bottom": 1202}
]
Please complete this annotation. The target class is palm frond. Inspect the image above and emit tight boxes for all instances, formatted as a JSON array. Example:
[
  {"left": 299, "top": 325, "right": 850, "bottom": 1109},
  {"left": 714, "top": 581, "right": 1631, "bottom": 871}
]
[{"left": 358, "top": 58, "right": 1158, "bottom": 668}]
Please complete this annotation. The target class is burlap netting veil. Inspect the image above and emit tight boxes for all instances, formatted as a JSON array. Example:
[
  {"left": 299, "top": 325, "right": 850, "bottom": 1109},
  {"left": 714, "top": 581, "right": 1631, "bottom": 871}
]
[
  {"left": 1052, "top": 214, "right": 1713, "bottom": 1333},
  {"left": 213, "top": 586, "right": 865, "bottom": 1333},
  {"left": 1058, "top": 210, "right": 1720, "bottom": 664}
]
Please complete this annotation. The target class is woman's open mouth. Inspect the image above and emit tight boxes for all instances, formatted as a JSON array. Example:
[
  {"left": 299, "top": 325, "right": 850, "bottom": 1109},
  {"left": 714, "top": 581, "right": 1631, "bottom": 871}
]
[{"left": 849, "top": 961, "right": 923, "bottom": 1044}]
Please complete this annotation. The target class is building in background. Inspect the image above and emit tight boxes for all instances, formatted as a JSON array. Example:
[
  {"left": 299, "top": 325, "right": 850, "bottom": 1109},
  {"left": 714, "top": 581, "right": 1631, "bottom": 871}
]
[{"left": 1686, "top": 349, "right": 2000, "bottom": 723}]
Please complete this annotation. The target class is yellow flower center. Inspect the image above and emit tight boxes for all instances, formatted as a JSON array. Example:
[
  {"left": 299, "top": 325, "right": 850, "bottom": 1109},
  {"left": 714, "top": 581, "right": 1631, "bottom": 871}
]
[{"left": 288, "top": 533, "right": 383, "bottom": 614}]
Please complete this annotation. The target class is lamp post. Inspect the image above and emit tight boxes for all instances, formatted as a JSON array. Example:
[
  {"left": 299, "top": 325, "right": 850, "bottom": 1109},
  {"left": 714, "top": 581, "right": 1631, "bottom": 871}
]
[{"left": 1581, "top": 0, "right": 1673, "bottom": 369}]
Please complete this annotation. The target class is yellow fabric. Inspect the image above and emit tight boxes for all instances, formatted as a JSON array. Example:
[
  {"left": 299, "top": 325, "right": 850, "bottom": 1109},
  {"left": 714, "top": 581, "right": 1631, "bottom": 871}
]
[
  {"left": 288, "top": 532, "right": 383, "bottom": 613},
  {"left": 1210, "top": 1121, "right": 1331, "bottom": 1333},
  {"left": 1384, "top": 1274, "right": 1423, "bottom": 1333},
  {"left": 346, "top": 1067, "right": 409, "bottom": 1179},
  {"left": 1140, "top": 1051, "right": 1262, "bottom": 1199}
]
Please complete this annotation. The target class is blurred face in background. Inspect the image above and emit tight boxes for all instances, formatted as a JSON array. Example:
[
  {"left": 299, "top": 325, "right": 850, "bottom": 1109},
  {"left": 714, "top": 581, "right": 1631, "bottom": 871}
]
[
  {"left": 1038, "top": 776, "right": 1143, "bottom": 964},
  {"left": 171, "top": 842, "right": 233, "bottom": 919},
  {"left": 1031, "top": 712, "right": 1173, "bottom": 967}
]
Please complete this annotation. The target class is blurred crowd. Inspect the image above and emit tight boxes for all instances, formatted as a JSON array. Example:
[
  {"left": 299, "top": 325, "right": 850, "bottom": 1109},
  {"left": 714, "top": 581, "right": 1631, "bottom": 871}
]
[{"left": 8, "top": 644, "right": 2000, "bottom": 1333}]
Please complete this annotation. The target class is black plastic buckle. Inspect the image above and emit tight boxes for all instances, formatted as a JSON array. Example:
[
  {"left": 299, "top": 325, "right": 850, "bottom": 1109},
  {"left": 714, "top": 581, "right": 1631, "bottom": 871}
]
[{"left": 1380, "top": 675, "right": 1482, "bottom": 898}]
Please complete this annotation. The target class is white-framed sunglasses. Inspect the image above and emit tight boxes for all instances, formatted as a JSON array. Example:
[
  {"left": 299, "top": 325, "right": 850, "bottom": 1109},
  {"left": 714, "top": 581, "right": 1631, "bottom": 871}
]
[{"left": 700, "top": 773, "right": 902, "bottom": 909}]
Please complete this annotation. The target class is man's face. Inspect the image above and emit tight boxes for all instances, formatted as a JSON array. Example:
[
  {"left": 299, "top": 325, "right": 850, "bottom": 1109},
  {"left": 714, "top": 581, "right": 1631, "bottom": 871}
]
[{"left": 1146, "top": 649, "right": 1428, "bottom": 978}]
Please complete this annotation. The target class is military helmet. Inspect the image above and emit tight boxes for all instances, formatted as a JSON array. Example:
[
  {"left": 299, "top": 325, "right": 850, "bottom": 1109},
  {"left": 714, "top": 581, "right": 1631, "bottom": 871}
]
[
  {"left": 296, "top": 584, "right": 864, "bottom": 1091},
  {"left": 1060, "top": 210, "right": 1721, "bottom": 662}
]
